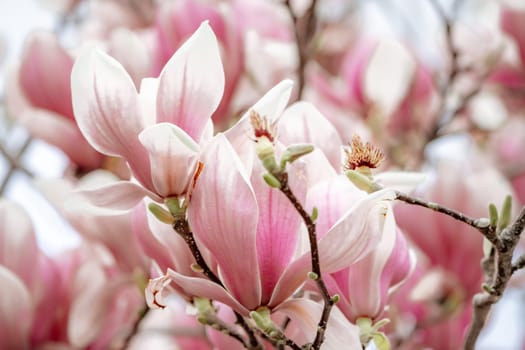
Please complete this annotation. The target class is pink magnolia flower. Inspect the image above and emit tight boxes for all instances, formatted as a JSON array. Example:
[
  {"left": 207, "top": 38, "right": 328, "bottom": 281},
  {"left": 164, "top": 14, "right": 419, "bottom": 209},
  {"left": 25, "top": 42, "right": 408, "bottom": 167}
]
[
  {"left": 71, "top": 21, "right": 224, "bottom": 208},
  {"left": 6, "top": 31, "right": 105, "bottom": 172},
  {"left": 307, "top": 177, "right": 413, "bottom": 323},
  {"left": 311, "top": 39, "right": 437, "bottom": 140},
  {"left": 0, "top": 200, "right": 144, "bottom": 349},
  {"left": 153, "top": 0, "right": 243, "bottom": 128},
  {"left": 147, "top": 130, "right": 395, "bottom": 316}
]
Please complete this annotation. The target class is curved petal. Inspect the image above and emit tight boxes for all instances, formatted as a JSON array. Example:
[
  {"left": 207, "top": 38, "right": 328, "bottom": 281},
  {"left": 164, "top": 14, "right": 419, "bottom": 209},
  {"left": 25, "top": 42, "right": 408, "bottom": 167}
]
[
  {"left": 319, "top": 190, "right": 396, "bottom": 273},
  {"left": 18, "top": 108, "right": 103, "bottom": 169},
  {"left": 188, "top": 134, "right": 260, "bottom": 309},
  {"left": 139, "top": 123, "right": 200, "bottom": 197},
  {"left": 74, "top": 180, "right": 158, "bottom": 212},
  {"left": 225, "top": 79, "right": 293, "bottom": 173},
  {"left": 275, "top": 298, "right": 361, "bottom": 350},
  {"left": 0, "top": 266, "right": 33, "bottom": 350},
  {"left": 252, "top": 159, "right": 305, "bottom": 304},
  {"left": 156, "top": 21, "right": 224, "bottom": 142},
  {"left": 0, "top": 200, "right": 39, "bottom": 286},
  {"left": 71, "top": 48, "right": 152, "bottom": 187},
  {"left": 164, "top": 269, "right": 249, "bottom": 315},
  {"left": 19, "top": 31, "right": 75, "bottom": 120},
  {"left": 279, "top": 101, "right": 343, "bottom": 170}
]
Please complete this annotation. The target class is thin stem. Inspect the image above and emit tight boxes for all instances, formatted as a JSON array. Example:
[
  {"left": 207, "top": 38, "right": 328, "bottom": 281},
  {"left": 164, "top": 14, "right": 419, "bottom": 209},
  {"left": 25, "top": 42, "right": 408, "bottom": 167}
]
[
  {"left": 395, "top": 191, "right": 498, "bottom": 245},
  {"left": 120, "top": 306, "right": 150, "bottom": 349},
  {"left": 276, "top": 173, "right": 334, "bottom": 349},
  {"left": 284, "top": 0, "right": 318, "bottom": 100},
  {"left": 0, "top": 137, "right": 34, "bottom": 194},
  {"left": 172, "top": 218, "right": 261, "bottom": 349},
  {"left": 395, "top": 190, "right": 525, "bottom": 349}
]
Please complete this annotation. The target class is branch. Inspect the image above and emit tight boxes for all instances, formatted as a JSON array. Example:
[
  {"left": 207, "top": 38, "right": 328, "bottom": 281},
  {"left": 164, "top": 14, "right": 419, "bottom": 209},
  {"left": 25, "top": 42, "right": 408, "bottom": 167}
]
[
  {"left": 284, "top": 0, "right": 319, "bottom": 100},
  {"left": 0, "top": 137, "right": 34, "bottom": 194},
  {"left": 172, "top": 217, "right": 262, "bottom": 349},
  {"left": 276, "top": 172, "right": 334, "bottom": 349},
  {"left": 464, "top": 207, "right": 525, "bottom": 350},
  {"left": 395, "top": 190, "right": 525, "bottom": 349},
  {"left": 120, "top": 306, "right": 150, "bottom": 349},
  {"left": 394, "top": 191, "right": 498, "bottom": 245}
]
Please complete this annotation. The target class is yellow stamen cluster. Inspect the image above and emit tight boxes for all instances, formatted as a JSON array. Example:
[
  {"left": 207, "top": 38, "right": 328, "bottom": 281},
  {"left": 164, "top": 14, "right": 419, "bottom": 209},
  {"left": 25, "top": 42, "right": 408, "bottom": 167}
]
[
  {"left": 344, "top": 135, "right": 384, "bottom": 171},
  {"left": 250, "top": 110, "right": 277, "bottom": 143}
]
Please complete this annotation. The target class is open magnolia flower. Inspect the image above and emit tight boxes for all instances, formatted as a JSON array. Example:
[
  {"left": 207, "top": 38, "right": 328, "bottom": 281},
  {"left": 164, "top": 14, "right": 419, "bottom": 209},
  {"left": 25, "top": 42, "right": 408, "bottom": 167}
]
[{"left": 71, "top": 21, "right": 224, "bottom": 209}]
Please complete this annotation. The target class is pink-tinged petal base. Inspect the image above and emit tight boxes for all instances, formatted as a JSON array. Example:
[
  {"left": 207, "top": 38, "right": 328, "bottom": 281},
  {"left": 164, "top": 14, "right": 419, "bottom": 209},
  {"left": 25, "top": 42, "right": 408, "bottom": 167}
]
[
  {"left": 188, "top": 134, "right": 261, "bottom": 309},
  {"left": 139, "top": 123, "right": 199, "bottom": 197}
]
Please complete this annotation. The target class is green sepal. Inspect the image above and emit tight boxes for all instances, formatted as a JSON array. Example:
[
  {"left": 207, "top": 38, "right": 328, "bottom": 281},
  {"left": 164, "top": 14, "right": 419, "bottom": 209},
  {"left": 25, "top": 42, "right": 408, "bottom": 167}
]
[
  {"left": 250, "top": 307, "right": 274, "bottom": 334},
  {"left": 311, "top": 207, "right": 318, "bottom": 222},
  {"left": 148, "top": 202, "right": 174, "bottom": 225},
  {"left": 165, "top": 197, "right": 184, "bottom": 218},
  {"left": 345, "top": 170, "right": 381, "bottom": 193},
  {"left": 498, "top": 195, "right": 512, "bottom": 231},
  {"left": 279, "top": 143, "right": 314, "bottom": 169},
  {"left": 373, "top": 332, "right": 391, "bottom": 350},
  {"left": 263, "top": 173, "right": 282, "bottom": 188},
  {"left": 489, "top": 203, "right": 498, "bottom": 228}
]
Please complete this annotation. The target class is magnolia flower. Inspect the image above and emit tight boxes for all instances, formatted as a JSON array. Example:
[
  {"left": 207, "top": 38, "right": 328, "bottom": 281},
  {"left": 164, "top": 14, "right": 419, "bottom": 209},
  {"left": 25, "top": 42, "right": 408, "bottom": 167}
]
[
  {"left": 154, "top": 0, "right": 243, "bottom": 128},
  {"left": 146, "top": 129, "right": 395, "bottom": 317},
  {"left": 71, "top": 21, "right": 225, "bottom": 209},
  {"left": 6, "top": 31, "right": 105, "bottom": 171}
]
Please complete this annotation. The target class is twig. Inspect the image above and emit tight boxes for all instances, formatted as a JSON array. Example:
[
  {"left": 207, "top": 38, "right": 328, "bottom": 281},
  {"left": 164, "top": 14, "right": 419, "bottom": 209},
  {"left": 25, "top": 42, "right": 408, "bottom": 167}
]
[
  {"left": 394, "top": 191, "right": 498, "bottom": 245},
  {"left": 394, "top": 190, "right": 525, "bottom": 349},
  {"left": 120, "top": 306, "right": 150, "bottom": 349},
  {"left": 276, "top": 172, "right": 334, "bottom": 349},
  {"left": 284, "top": 0, "right": 319, "bottom": 100},
  {"left": 172, "top": 217, "right": 260, "bottom": 349},
  {"left": 0, "top": 137, "right": 34, "bottom": 194},
  {"left": 464, "top": 207, "right": 525, "bottom": 350}
]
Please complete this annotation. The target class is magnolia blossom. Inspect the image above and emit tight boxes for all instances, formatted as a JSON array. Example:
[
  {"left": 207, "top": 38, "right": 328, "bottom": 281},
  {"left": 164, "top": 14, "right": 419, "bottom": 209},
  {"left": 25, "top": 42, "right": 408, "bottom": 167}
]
[
  {"left": 146, "top": 80, "right": 397, "bottom": 329},
  {"left": 71, "top": 21, "right": 224, "bottom": 208},
  {"left": 6, "top": 31, "right": 105, "bottom": 171},
  {"left": 307, "top": 177, "right": 413, "bottom": 323}
]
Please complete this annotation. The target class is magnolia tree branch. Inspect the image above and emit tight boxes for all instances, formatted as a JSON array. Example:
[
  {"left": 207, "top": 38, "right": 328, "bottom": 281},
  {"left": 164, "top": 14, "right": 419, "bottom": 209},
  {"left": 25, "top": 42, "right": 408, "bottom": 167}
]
[
  {"left": 276, "top": 172, "right": 335, "bottom": 350},
  {"left": 0, "top": 137, "right": 34, "bottom": 194},
  {"left": 171, "top": 217, "right": 262, "bottom": 349},
  {"left": 394, "top": 190, "right": 525, "bottom": 349},
  {"left": 284, "top": 0, "right": 319, "bottom": 100},
  {"left": 120, "top": 306, "right": 150, "bottom": 349}
]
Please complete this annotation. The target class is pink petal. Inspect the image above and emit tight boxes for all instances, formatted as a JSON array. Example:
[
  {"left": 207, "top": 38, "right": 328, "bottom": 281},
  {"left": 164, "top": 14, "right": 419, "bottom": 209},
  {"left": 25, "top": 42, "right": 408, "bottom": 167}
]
[
  {"left": 71, "top": 49, "right": 152, "bottom": 188},
  {"left": 275, "top": 298, "right": 361, "bottom": 350},
  {"left": 164, "top": 269, "right": 249, "bottom": 315},
  {"left": 319, "top": 189, "right": 396, "bottom": 273},
  {"left": 225, "top": 79, "right": 293, "bottom": 173},
  {"left": 19, "top": 31, "right": 75, "bottom": 120},
  {"left": 76, "top": 180, "right": 158, "bottom": 211},
  {"left": 18, "top": 108, "right": 103, "bottom": 170},
  {"left": 279, "top": 101, "right": 342, "bottom": 170},
  {"left": 188, "top": 134, "right": 261, "bottom": 309},
  {"left": 0, "top": 266, "right": 33, "bottom": 349},
  {"left": 345, "top": 227, "right": 412, "bottom": 320},
  {"left": 252, "top": 159, "right": 305, "bottom": 304},
  {"left": 0, "top": 201, "right": 39, "bottom": 286},
  {"left": 139, "top": 123, "right": 200, "bottom": 197},
  {"left": 156, "top": 21, "right": 224, "bottom": 142}
]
